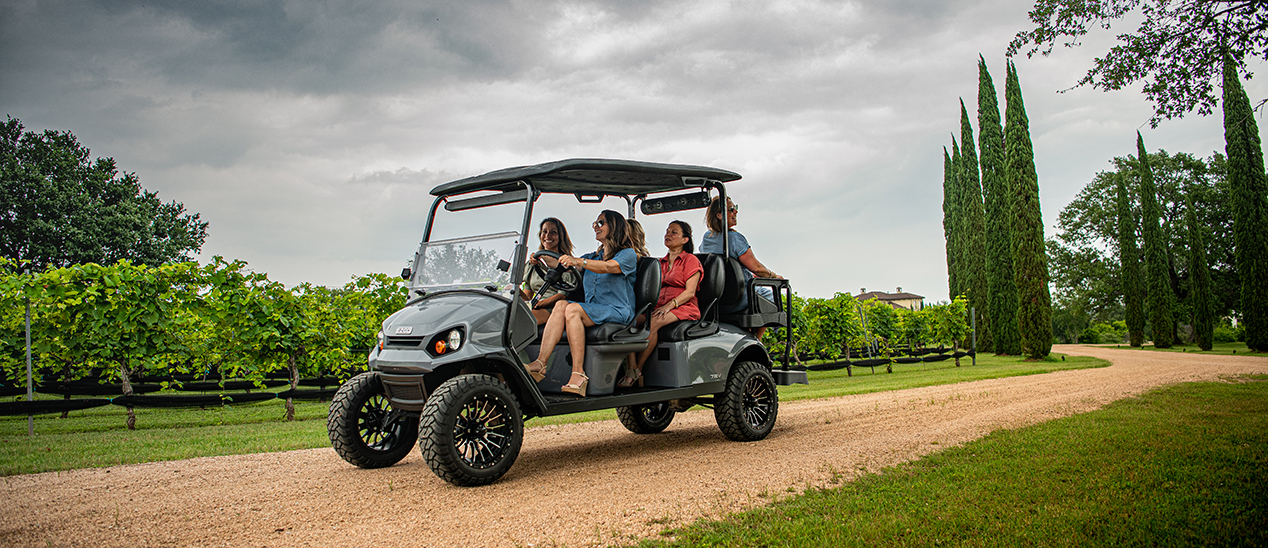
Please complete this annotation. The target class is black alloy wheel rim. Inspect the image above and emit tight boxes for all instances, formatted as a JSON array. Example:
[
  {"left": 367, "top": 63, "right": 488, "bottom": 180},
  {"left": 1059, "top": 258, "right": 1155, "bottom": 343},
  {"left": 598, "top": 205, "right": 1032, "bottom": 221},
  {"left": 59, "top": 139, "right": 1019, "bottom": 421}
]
[
  {"left": 642, "top": 402, "right": 671, "bottom": 423},
  {"left": 742, "top": 376, "right": 773, "bottom": 429},
  {"left": 453, "top": 393, "right": 514, "bottom": 469},
  {"left": 358, "top": 394, "right": 405, "bottom": 451}
]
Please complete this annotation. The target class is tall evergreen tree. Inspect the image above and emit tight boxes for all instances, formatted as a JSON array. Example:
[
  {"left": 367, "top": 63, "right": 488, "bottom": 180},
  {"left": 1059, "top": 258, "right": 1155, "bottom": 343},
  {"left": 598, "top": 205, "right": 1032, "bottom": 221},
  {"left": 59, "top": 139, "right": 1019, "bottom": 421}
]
[
  {"left": 943, "top": 146, "right": 959, "bottom": 301},
  {"left": 1115, "top": 173, "right": 1146, "bottom": 347},
  {"left": 959, "top": 100, "right": 991, "bottom": 352},
  {"left": 1222, "top": 55, "right": 1268, "bottom": 352},
  {"left": 978, "top": 57, "right": 1021, "bottom": 355},
  {"left": 1186, "top": 196, "right": 1215, "bottom": 350},
  {"left": 1137, "top": 131, "right": 1176, "bottom": 348},
  {"left": 1004, "top": 61, "right": 1052, "bottom": 359},
  {"left": 951, "top": 136, "right": 966, "bottom": 299}
]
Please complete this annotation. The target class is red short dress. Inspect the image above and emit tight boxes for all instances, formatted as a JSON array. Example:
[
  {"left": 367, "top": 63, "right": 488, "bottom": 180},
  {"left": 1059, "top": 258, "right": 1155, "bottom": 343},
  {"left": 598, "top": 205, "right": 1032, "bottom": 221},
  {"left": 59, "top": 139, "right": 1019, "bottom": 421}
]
[{"left": 656, "top": 252, "right": 703, "bottom": 321}]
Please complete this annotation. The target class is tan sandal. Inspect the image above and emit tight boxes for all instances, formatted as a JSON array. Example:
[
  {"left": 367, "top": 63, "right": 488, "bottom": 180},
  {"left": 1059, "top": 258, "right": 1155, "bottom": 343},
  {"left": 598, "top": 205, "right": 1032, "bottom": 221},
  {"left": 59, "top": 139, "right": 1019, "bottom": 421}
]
[
  {"left": 561, "top": 371, "right": 588, "bottom": 396},
  {"left": 525, "top": 358, "right": 548, "bottom": 382},
  {"left": 617, "top": 367, "right": 643, "bottom": 388}
]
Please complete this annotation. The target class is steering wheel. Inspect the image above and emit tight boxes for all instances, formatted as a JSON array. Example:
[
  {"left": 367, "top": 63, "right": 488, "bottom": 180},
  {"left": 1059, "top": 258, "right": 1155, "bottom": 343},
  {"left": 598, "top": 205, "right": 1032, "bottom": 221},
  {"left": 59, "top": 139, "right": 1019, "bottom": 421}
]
[{"left": 528, "top": 250, "right": 581, "bottom": 307}]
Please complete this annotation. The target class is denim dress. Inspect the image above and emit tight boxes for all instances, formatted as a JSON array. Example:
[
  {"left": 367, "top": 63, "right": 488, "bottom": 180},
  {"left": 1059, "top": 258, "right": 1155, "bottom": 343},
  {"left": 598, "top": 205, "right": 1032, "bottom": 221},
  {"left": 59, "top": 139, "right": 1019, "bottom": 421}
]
[{"left": 577, "top": 248, "right": 637, "bottom": 325}]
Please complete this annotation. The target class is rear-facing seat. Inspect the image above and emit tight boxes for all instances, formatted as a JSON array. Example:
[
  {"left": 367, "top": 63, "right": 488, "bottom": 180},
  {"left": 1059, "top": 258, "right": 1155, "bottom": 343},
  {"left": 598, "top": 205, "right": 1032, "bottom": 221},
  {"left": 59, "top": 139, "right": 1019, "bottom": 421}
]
[{"left": 697, "top": 253, "right": 790, "bottom": 330}]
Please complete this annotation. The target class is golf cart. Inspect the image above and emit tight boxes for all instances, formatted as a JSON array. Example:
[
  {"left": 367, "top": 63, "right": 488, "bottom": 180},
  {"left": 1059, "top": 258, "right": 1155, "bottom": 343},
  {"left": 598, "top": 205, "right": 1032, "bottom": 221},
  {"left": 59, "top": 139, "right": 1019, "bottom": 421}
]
[{"left": 327, "top": 159, "right": 807, "bottom": 486}]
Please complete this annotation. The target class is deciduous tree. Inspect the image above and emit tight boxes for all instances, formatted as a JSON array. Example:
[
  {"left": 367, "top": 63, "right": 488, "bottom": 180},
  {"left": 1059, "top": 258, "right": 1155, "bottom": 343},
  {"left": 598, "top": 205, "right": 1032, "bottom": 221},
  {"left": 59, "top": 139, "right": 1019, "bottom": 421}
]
[
  {"left": 0, "top": 117, "right": 207, "bottom": 270},
  {"left": 1008, "top": 0, "right": 1268, "bottom": 126}
]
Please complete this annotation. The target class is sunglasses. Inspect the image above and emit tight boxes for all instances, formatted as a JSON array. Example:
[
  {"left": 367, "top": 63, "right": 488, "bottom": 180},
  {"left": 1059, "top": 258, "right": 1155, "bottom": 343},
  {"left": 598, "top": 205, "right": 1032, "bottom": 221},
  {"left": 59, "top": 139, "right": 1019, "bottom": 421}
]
[
  {"left": 728, "top": 204, "right": 739, "bottom": 213},
  {"left": 593, "top": 219, "right": 606, "bottom": 228}
]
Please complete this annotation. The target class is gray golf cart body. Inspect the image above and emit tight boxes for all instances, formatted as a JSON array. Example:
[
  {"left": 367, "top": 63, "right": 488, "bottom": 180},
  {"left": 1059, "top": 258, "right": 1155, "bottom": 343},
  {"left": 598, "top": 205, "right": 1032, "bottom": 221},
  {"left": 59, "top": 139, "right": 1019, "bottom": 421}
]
[
  {"left": 369, "top": 159, "right": 801, "bottom": 417},
  {"left": 329, "top": 159, "right": 805, "bottom": 486}
]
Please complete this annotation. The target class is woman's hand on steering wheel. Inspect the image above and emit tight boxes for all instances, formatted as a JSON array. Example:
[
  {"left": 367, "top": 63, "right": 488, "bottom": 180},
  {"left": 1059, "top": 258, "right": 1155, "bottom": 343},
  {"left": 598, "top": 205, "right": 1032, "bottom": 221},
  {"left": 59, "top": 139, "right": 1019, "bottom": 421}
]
[{"left": 530, "top": 249, "right": 580, "bottom": 293}]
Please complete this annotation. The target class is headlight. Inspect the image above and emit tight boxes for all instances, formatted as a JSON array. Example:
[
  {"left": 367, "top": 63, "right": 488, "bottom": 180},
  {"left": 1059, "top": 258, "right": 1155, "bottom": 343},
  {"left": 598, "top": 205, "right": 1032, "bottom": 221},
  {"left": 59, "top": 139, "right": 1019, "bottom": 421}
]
[{"left": 431, "top": 328, "right": 464, "bottom": 356}]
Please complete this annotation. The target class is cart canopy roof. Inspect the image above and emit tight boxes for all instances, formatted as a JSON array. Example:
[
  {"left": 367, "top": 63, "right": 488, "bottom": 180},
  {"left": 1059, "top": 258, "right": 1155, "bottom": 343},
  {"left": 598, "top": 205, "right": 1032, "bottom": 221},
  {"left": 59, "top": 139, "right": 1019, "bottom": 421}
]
[{"left": 430, "top": 158, "right": 742, "bottom": 197}]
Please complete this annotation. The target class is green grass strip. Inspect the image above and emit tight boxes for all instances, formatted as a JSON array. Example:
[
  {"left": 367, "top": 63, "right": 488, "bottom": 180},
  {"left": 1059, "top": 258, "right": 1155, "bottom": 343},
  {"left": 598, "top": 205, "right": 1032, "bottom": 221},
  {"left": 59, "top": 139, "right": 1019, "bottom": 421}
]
[
  {"left": 1098, "top": 341, "right": 1263, "bottom": 357},
  {"left": 642, "top": 376, "right": 1268, "bottom": 548}
]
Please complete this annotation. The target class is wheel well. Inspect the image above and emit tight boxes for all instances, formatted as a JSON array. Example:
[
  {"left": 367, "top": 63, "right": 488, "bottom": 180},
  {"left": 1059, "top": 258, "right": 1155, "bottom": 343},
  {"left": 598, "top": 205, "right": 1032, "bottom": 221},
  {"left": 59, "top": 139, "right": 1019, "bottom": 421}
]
[
  {"left": 422, "top": 357, "right": 540, "bottom": 414},
  {"left": 736, "top": 343, "right": 772, "bottom": 369}
]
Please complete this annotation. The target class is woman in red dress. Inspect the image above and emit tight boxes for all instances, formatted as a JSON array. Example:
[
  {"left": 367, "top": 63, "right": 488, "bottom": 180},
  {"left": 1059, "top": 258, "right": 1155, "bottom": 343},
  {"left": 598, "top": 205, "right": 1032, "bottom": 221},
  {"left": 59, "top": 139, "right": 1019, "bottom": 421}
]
[{"left": 619, "top": 220, "right": 703, "bottom": 388}]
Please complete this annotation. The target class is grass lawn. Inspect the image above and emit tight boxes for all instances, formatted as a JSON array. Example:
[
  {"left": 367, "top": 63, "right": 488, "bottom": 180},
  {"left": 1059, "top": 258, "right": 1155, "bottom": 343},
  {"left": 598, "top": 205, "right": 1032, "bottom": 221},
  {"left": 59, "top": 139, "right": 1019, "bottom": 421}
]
[
  {"left": 1097, "top": 341, "right": 1263, "bottom": 356},
  {"left": 642, "top": 376, "right": 1268, "bottom": 547},
  {"left": 0, "top": 352, "right": 1107, "bottom": 475}
]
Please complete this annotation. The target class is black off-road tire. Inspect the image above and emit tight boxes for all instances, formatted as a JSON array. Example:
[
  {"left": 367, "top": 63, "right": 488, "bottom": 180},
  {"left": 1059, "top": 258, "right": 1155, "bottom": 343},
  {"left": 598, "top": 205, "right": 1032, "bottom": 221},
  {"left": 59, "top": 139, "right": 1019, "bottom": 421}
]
[
  {"left": 616, "top": 402, "right": 676, "bottom": 434},
  {"left": 328, "top": 372, "right": 419, "bottom": 468},
  {"left": 714, "top": 361, "right": 779, "bottom": 441},
  {"left": 419, "top": 374, "right": 524, "bottom": 487}
]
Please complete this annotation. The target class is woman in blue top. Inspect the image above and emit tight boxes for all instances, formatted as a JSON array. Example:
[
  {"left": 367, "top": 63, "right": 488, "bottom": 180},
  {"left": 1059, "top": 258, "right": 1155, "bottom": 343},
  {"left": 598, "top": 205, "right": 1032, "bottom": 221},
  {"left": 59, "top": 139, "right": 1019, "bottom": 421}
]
[
  {"left": 699, "top": 196, "right": 782, "bottom": 337},
  {"left": 525, "top": 209, "right": 638, "bottom": 396}
]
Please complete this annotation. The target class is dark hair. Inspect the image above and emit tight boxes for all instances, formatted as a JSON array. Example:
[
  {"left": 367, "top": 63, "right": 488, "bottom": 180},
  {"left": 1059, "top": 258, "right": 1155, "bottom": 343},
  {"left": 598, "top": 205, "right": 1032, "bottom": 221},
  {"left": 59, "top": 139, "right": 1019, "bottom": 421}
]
[
  {"left": 538, "top": 218, "right": 573, "bottom": 257},
  {"left": 597, "top": 209, "right": 631, "bottom": 260},
  {"left": 669, "top": 220, "right": 694, "bottom": 254},
  {"left": 705, "top": 196, "right": 731, "bottom": 234},
  {"left": 626, "top": 219, "right": 650, "bottom": 257}
]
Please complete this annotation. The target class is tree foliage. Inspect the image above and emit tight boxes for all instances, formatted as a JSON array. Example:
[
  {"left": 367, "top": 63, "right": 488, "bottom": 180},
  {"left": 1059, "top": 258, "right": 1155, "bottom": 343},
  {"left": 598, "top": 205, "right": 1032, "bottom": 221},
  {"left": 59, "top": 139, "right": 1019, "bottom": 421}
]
[
  {"left": 1116, "top": 174, "right": 1146, "bottom": 347},
  {"left": 1005, "top": 61, "right": 1053, "bottom": 359},
  {"left": 0, "top": 258, "right": 407, "bottom": 427},
  {"left": 958, "top": 101, "right": 991, "bottom": 353},
  {"left": 1049, "top": 150, "right": 1233, "bottom": 344},
  {"left": 1223, "top": 55, "right": 1268, "bottom": 351},
  {"left": 1008, "top": 0, "right": 1268, "bottom": 126},
  {"left": 1186, "top": 196, "right": 1215, "bottom": 350},
  {"left": 0, "top": 117, "right": 207, "bottom": 270},
  {"left": 1137, "top": 133, "right": 1177, "bottom": 348},
  {"left": 978, "top": 57, "right": 1021, "bottom": 356}
]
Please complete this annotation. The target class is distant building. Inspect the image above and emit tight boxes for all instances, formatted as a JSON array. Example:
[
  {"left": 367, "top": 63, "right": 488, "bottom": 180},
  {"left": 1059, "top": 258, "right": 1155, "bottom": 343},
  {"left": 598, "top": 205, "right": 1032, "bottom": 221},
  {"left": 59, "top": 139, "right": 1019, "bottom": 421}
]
[{"left": 854, "top": 287, "right": 924, "bottom": 311}]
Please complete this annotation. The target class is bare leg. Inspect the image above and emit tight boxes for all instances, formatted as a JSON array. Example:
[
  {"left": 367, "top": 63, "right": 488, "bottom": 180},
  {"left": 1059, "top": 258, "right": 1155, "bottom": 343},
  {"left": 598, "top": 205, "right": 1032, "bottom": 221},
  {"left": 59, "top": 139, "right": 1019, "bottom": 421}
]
[
  {"left": 535, "top": 300, "right": 571, "bottom": 369},
  {"left": 634, "top": 313, "right": 678, "bottom": 370},
  {"left": 562, "top": 302, "right": 595, "bottom": 376},
  {"left": 531, "top": 308, "right": 551, "bottom": 325}
]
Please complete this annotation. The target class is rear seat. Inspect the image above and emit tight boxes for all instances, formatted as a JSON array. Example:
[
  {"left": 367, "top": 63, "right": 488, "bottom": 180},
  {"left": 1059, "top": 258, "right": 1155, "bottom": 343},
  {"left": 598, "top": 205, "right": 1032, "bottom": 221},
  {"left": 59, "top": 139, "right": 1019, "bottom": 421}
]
[{"left": 698, "top": 253, "right": 790, "bottom": 330}]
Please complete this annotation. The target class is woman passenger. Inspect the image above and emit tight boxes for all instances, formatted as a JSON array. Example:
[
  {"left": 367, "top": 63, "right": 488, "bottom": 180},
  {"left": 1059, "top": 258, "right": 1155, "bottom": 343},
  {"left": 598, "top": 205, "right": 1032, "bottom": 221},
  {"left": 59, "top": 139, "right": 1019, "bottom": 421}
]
[
  {"left": 526, "top": 210, "right": 638, "bottom": 397},
  {"left": 627, "top": 218, "right": 651, "bottom": 257},
  {"left": 700, "top": 196, "right": 782, "bottom": 337},
  {"left": 621, "top": 220, "right": 702, "bottom": 388},
  {"left": 519, "top": 218, "right": 580, "bottom": 325}
]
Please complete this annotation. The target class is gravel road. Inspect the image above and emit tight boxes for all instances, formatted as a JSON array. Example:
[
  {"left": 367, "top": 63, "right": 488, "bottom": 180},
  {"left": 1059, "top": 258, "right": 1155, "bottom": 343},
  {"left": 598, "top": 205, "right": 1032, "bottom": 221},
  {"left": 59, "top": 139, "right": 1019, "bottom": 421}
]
[{"left": 2, "top": 345, "right": 1265, "bottom": 547}]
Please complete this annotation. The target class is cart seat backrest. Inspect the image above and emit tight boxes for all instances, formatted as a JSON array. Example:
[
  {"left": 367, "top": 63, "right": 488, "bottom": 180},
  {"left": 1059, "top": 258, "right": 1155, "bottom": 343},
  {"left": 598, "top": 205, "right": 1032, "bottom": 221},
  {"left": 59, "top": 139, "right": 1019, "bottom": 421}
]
[
  {"left": 695, "top": 253, "right": 726, "bottom": 320},
  {"left": 699, "top": 253, "right": 745, "bottom": 312},
  {"left": 633, "top": 256, "right": 661, "bottom": 316}
]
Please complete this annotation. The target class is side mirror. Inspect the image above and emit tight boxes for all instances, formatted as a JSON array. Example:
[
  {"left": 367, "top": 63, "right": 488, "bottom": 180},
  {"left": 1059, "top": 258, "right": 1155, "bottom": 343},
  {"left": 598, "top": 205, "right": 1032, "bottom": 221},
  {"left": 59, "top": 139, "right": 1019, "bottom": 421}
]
[{"left": 401, "top": 268, "right": 411, "bottom": 280}]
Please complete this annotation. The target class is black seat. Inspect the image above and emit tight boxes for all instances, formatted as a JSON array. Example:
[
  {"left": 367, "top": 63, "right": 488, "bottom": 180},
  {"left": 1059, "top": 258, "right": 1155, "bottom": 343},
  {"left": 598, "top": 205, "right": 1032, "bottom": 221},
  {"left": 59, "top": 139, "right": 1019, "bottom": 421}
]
[
  {"left": 696, "top": 253, "right": 790, "bottom": 330},
  {"left": 534, "top": 255, "right": 661, "bottom": 344},
  {"left": 661, "top": 253, "right": 725, "bottom": 342}
]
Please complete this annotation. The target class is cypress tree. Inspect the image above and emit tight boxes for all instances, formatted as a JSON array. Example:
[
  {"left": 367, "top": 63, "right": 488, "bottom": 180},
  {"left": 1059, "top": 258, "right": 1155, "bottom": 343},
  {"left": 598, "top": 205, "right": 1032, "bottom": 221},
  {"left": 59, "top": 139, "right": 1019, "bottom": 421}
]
[
  {"left": 1116, "top": 173, "right": 1146, "bottom": 347},
  {"left": 1137, "top": 131, "right": 1175, "bottom": 348},
  {"left": 959, "top": 100, "right": 991, "bottom": 352},
  {"left": 951, "top": 136, "right": 965, "bottom": 299},
  {"left": 943, "top": 146, "right": 959, "bottom": 301},
  {"left": 978, "top": 56, "right": 1020, "bottom": 355},
  {"left": 1004, "top": 61, "right": 1052, "bottom": 359},
  {"left": 1186, "top": 196, "right": 1214, "bottom": 351},
  {"left": 1222, "top": 55, "right": 1268, "bottom": 352}
]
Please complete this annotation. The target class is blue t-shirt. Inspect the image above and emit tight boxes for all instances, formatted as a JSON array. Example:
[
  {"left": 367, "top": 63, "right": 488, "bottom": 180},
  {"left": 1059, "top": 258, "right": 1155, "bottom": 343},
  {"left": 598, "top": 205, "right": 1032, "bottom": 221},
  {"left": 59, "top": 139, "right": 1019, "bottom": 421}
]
[
  {"left": 577, "top": 247, "right": 638, "bottom": 325},
  {"left": 700, "top": 230, "right": 753, "bottom": 284}
]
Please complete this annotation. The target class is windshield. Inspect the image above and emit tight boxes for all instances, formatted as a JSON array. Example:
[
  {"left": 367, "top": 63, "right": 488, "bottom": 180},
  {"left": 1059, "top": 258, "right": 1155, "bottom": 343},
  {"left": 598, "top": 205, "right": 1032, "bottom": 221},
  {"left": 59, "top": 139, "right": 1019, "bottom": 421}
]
[{"left": 412, "top": 231, "right": 520, "bottom": 296}]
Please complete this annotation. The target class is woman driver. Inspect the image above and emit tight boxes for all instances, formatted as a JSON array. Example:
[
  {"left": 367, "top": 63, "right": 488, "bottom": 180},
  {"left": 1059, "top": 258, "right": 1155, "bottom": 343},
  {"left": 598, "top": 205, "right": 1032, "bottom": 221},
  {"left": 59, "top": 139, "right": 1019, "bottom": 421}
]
[
  {"left": 519, "top": 217, "right": 579, "bottom": 325},
  {"left": 525, "top": 210, "right": 638, "bottom": 397}
]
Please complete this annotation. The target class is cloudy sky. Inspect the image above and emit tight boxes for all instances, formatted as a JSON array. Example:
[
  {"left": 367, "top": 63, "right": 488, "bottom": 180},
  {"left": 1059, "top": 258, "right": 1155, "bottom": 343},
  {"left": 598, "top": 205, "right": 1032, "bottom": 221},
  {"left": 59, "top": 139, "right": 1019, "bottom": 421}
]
[{"left": 3, "top": 0, "right": 1262, "bottom": 302}]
